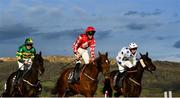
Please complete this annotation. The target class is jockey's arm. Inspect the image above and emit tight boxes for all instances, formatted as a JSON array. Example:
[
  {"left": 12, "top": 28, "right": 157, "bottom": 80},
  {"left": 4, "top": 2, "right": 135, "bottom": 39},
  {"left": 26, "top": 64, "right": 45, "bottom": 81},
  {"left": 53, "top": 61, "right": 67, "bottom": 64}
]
[
  {"left": 132, "top": 56, "right": 137, "bottom": 66},
  {"left": 116, "top": 48, "right": 134, "bottom": 68},
  {"left": 16, "top": 48, "right": 24, "bottom": 63},
  {"left": 31, "top": 48, "right": 36, "bottom": 59},
  {"left": 16, "top": 56, "right": 24, "bottom": 63},
  {"left": 90, "top": 40, "right": 96, "bottom": 61},
  {"left": 72, "top": 35, "right": 82, "bottom": 54},
  {"left": 116, "top": 49, "right": 124, "bottom": 65},
  {"left": 124, "top": 61, "right": 133, "bottom": 68}
]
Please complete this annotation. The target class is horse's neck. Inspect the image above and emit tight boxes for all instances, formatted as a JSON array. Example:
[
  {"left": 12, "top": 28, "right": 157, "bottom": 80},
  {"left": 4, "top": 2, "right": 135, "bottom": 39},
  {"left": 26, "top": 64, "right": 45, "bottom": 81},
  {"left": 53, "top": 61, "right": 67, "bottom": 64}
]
[
  {"left": 24, "top": 63, "right": 38, "bottom": 82},
  {"left": 132, "top": 61, "right": 144, "bottom": 83},
  {"left": 84, "top": 61, "right": 99, "bottom": 79}
]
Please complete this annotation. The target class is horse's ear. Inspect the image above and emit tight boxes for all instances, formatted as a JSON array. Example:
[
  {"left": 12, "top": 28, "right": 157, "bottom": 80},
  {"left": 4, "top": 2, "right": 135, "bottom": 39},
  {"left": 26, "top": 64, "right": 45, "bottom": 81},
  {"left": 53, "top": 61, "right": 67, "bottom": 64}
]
[
  {"left": 146, "top": 52, "right": 148, "bottom": 56},
  {"left": 139, "top": 52, "right": 142, "bottom": 56},
  {"left": 105, "top": 52, "right": 108, "bottom": 57},
  {"left": 98, "top": 51, "right": 101, "bottom": 56},
  {"left": 39, "top": 51, "right": 42, "bottom": 56}
]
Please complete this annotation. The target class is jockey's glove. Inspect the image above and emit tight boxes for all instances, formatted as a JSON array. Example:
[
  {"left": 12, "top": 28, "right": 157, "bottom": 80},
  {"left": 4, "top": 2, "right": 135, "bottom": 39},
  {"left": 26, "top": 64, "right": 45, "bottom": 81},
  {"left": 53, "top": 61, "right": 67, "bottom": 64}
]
[{"left": 18, "top": 59, "right": 25, "bottom": 63}]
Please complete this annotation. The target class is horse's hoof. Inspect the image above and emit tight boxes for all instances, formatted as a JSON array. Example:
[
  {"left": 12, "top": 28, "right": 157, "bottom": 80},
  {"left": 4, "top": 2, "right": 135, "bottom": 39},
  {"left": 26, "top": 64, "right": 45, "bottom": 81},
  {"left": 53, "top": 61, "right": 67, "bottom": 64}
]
[
  {"left": 113, "top": 86, "right": 119, "bottom": 91},
  {"left": 114, "top": 92, "right": 119, "bottom": 97}
]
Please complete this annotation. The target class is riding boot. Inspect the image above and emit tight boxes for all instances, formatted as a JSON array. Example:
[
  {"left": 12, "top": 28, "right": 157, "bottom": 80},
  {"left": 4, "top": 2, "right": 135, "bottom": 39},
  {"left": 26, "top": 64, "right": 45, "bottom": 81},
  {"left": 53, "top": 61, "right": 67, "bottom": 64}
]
[
  {"left": 71, "top": 63, "right": 80, "bottom": 84},
  {"left": 114, "top": 72, "right": 122, "bottom": 90},
  {"left": 14, "top": 70, "right": 21, "bottom": 86},
  {"left": 19, "top": 70, "right": 24, "bottom": 83},
  {"left": 14, "top": 70, "right": 24, "bottom": 86}
]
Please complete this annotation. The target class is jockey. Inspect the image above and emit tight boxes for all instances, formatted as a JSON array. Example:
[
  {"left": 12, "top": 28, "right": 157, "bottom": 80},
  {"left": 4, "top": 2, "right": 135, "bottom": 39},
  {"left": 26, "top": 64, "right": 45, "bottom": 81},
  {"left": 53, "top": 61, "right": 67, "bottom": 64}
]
[
  {"left": 14, "top": 38, "right": 36, "bottom": 85},
  {"left": 70, "top": 26, "right": 96, "bottom": 84},
  {"left": 114, "top": 42, "right": 138, "bottom": 90}
]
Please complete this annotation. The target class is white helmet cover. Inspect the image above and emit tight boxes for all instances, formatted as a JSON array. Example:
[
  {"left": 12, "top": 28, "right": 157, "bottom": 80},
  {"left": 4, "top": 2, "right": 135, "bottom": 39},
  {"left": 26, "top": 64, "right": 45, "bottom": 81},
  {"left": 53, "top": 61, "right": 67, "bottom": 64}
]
[{"left": 129, "top": 42, "right": 138, "bottom": 49}]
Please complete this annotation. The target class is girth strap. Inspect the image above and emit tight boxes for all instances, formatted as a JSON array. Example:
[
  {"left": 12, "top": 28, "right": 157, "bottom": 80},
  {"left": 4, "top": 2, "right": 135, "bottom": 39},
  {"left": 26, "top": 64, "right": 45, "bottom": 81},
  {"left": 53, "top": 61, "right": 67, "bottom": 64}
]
[
  {"left": 83, "top": 73, "right": 95, "bottom": 81},
  {"left": 129, "top": 78, "right": 141, "bottom": 86}
]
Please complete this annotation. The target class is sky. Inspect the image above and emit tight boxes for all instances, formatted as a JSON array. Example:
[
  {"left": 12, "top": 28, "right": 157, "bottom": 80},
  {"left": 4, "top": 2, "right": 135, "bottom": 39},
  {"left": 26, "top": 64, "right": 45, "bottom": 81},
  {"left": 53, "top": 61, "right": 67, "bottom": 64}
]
[{"left": 0, "top": 0, "right": 180, "bottom": 61}]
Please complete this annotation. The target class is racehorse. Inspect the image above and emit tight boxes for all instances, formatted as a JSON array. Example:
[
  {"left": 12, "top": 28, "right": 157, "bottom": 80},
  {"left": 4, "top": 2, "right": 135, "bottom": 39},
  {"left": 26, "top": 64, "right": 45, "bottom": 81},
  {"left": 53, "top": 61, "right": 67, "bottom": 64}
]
[
  {"left": 51, "top": 52, "right": 110, "bottom": 97},
  {"left": 104, "top": 52, "right": 156, "bottom": 97},
  {"left": 1, "top": 52, "right": 45, "bottom": 97}
]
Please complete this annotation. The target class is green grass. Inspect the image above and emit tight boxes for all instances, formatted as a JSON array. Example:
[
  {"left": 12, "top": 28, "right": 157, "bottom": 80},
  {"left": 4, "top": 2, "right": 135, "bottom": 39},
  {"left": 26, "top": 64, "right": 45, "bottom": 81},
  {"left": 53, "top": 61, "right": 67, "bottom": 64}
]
[
  {"left": 0, "top": 57, "right": 180, "bottom": 97},
  {"left": 41, "top": 81, "right": 55, "bottom": 96}
]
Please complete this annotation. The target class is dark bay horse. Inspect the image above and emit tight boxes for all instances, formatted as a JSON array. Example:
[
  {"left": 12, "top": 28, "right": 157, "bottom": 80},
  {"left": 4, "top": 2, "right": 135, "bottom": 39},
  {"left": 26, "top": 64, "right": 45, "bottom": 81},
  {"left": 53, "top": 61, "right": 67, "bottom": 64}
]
[
  {"left": 51, "top": 52, "right": 110, "bottom": 97},
  {"left": 2, "top": 52, "right": 45, "bottom": 97},
  {"left": 104, "top": 52, "right": 156, "bottom": 97}
]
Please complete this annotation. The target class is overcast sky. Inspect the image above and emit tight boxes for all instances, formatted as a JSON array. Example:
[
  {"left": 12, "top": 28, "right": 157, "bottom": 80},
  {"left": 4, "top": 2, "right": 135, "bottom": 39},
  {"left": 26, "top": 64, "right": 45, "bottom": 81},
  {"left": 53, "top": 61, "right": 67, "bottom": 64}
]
[{"left": 0, "top": 0, "right": 180, "bottom": 61}]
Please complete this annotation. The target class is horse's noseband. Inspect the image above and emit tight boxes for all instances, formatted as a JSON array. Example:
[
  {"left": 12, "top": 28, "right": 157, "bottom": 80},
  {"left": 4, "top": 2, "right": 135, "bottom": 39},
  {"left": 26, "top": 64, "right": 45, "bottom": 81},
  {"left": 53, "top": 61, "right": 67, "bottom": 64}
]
[{"left": 140, "top": 59, "right": 146, "bottom": 68}]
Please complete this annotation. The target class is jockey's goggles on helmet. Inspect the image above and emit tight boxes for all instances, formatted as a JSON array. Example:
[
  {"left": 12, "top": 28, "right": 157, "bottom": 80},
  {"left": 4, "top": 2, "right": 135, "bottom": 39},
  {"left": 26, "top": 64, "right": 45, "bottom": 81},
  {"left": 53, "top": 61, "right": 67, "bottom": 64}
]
[
  {"left": 26, "top": 43, "right": 33, "bottom": 46},
  {"left": 130, "top": 48, "right": 137, "bottom": 50},
  {"left": 87, "top": 31, "right": 95, "bottom": 35}
]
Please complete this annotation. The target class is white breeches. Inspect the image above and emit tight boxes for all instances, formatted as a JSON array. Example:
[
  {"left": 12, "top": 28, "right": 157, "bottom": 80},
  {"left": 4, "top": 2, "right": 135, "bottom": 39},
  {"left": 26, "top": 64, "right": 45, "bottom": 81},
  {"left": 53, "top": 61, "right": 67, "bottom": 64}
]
[
  {"left": 77, "top": 48, "right": 90, "bottom": 64},
  {"left": 17, "top": 59, "right": 32, "bottom": 70}
]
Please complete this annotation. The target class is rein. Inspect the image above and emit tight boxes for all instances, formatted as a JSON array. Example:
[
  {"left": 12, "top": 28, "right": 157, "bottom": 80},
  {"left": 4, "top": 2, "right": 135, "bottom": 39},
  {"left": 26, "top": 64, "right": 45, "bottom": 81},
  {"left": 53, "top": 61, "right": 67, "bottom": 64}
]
[
  {"left": 23, "top": 79, "right": 40, "bottom": 87},
  {"left": 127, "top": 59, "right": 146, "bottom": 86},
  {"left": 127, "top": 70, "right": 137, "bottom": 73},
  {"left": 129, "top": 78, "right": 141, "bottom": 86},
  {"left": 80, "top": 59, "right": 99, "bottom": 82},
  {"left": 83, "top": 73, "right": 96, "bottom": 81},
  {"left": 21, "top": 55, "right": 41, "bottom": 87}
]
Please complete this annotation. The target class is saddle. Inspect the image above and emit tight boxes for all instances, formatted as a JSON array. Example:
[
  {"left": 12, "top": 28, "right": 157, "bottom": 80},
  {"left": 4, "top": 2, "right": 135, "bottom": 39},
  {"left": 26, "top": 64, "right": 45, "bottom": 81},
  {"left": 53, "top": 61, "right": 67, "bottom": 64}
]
[
  {"left": 68, "top": 63, "right": 85, "bottom": 84},
  {"left": 113, "top": 71, "right": 127, "bottom": 90}
]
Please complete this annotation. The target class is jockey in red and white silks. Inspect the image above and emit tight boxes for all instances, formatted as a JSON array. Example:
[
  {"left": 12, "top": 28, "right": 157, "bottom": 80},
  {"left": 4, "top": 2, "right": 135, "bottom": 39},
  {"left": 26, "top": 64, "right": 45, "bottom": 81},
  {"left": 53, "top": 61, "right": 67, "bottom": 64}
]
[{"left": 72, "top": 26, "right": 96, "bottom": 64}]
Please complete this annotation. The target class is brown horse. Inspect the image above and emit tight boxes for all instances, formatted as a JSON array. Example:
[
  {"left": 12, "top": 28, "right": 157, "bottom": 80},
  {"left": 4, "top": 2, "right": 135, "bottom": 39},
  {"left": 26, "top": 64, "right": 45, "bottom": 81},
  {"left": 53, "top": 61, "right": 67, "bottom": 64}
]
[
  {"left": 104, "top": 52, "right": 156, "bottom": 97},
  {"left": 51, "top": 52, "right": 110, "bottom": 97},
  {"left": 1, "top": 52, "right": 45, "bottom": 97}
]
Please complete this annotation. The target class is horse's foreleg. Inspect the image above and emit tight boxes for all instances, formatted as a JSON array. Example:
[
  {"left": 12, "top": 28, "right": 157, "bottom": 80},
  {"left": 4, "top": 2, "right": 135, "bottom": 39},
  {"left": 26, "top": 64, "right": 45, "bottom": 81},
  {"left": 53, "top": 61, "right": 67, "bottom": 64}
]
[
  {"left": 63, "top": 88, "right": 69, "bottom": 97},
  {"left": 114, "top": 91, "right": 121, "bottom": 97},
  {"left": 83, "top": 89, "right": 96, "bottom": 97},
  {"left": 57, "top": 89, "right": 66, "bottom": 97},
  {"left": 57, "top": 87, "right": 72, "bottom": 97},
  {"left": 64, "top": 89, "right": 76, "bottom": 97}
]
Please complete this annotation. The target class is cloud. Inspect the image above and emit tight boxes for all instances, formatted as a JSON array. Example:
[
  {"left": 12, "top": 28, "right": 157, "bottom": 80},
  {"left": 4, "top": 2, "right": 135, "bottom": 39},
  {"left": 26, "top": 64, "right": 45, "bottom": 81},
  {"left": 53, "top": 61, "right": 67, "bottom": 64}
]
[
  {"left": 126, "top": 23, "right": 146, "bottom": 30},
  {"left": 40, "top": 29, "right": 83, "bottom": 40},
  {"left": 156, "top": 36, "right": 165, "bottom": 40},
  {"left": 173, "top": 40, "right": 180, "bottom": 48},
  {"left": 40, "top": 29, "right": 112, "bottom": 41},
  {"left": 0, "top": 23, "right": 37, "bottom": 41},
  {"left": 95, "top": 30, "right": 112, "bottom": 40},
  {"left": 28, "top": 5, "right": 63, "bottom": 18},
  {"left": 125, "top": 22, "right": 162, "bottom": 31},
  {"left": 72, "top": 6, "right": 89, "bottom": 17},
  {"left": 124, "top": 11, "right": 138, "bottom": 16},
  {"left": 173, "top": 13, "right": 179, "bottom": 17},
  {"left": 28, "top": 6, "right": 47, "bottom": 16},
  {"left": 155, "top": 36, "right": 170, "bottom": 40},
  {"left": 174, "top": 20, "right": 180, "bottom": 24},
  {"left": 124, "top": 9, "right": 162, "bottom": 17},
  {"left": 169, "top": 20, "right": 180, "bottom": 24}
]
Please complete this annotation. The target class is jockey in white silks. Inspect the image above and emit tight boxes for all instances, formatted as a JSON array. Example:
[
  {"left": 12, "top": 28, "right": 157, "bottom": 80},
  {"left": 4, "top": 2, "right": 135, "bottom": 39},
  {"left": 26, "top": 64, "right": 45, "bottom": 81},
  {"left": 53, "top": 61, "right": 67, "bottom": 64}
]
[{"left": 114, "top": 42, "right": 138, "bottom": 90}]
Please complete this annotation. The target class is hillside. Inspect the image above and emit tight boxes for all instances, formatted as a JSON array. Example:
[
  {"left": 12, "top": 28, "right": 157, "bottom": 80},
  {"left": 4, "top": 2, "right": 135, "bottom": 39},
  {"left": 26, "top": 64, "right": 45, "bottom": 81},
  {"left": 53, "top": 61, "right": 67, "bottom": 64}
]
[{"left": 0, "top": 56, "right": 180, "bottom": 97}]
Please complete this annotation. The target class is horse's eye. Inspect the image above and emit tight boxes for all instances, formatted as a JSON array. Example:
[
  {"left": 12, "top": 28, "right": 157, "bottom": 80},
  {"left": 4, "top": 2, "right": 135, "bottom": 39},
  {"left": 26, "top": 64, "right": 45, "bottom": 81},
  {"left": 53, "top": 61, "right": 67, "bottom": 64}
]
[{"left": 106, "top": 60, "right": 108, "bottom": 63}]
